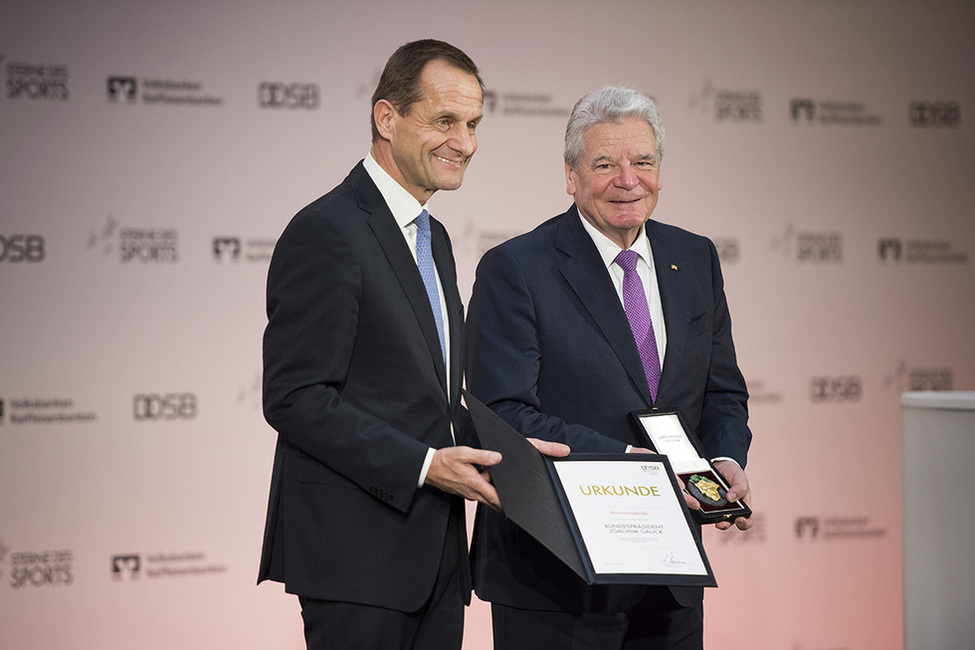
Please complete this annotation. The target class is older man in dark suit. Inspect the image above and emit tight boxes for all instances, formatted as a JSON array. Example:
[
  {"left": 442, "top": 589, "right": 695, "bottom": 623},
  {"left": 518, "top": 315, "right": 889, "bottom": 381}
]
[{"left": 466, "top": 86, "right": 754, "bottom": 650}]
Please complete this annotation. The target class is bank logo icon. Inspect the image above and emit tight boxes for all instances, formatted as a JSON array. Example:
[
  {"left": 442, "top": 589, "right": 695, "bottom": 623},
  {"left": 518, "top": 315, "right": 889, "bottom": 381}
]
[
  {"left": 213, "top": 237, "right": 241, "bottom": 261},
  {"left": 112, "top": 554, "right": 141, "bottom": 580},
  {"left": 795, "top": 516, "right": 820, "bottom": 539},
  {"left": 107, "top": 77, "right": 137, "bottom": 103}
]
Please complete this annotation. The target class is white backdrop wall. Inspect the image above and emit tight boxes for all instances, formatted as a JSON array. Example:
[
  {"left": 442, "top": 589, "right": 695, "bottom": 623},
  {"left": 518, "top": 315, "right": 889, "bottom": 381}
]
[{"left": 1, "top": 1, "right": 973, "bottom": 649}]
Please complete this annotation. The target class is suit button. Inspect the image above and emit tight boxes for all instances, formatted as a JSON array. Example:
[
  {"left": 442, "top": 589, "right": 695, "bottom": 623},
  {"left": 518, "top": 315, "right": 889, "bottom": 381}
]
[{"left": 369, "top": 487, "right": 392, "bottom": 502}]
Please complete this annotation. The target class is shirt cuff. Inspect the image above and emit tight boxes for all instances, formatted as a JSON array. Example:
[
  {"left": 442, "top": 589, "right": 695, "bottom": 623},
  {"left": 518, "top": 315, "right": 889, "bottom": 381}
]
[
  {"left": 418, "top": 447, "right": 436, "bottom": 488},
  {"left": 711, "top": 456, "right": 740, "bottom": 468}
]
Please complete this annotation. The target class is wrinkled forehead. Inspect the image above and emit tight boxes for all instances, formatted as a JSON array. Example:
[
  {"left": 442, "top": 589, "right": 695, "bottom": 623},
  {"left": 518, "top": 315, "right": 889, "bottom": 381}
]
[
  {"left": 416, "top": 61, "right": 483, "bottom": 110},
  {"left": 581, "top": 118, "right": 658, "bottom": 160}
]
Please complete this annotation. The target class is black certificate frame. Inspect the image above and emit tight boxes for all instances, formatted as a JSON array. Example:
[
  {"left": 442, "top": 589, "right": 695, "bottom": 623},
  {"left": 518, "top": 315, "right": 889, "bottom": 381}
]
[
  {"left": 463, "top": 390, "right": 716, "bottom": 587},
  {"left": 546, "top": 454, "right": 717, "bottom": 587}
]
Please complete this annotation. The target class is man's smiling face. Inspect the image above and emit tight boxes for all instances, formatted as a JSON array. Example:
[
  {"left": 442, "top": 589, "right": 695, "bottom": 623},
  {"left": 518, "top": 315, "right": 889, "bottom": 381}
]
[
  {"left": 565, "top": 117, "right": 662, "bottom": 249},
  {"left": 384, "top": 59, "right": 483, "bottom": 204}
]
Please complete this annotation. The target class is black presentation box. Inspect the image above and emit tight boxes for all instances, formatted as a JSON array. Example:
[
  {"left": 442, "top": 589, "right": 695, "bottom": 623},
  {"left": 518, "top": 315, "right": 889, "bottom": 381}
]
[{"left": 628, "top": 409, "right": 752, "bottom": 526}]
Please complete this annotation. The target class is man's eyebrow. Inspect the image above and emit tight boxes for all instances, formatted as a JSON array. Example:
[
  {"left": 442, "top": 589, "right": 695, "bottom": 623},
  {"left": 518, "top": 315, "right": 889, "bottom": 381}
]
[
  {"left": 589, "top": 153, "right": 657, "bottom": 165},
  {"left": 436, "top": 110, "right": 483, "bottom": 124}
]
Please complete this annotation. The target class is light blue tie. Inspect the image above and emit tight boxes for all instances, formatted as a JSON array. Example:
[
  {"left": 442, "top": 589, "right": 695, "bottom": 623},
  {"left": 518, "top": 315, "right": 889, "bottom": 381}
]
[{"left": 414, "top": 209, "right": 446, "bottom": 364}]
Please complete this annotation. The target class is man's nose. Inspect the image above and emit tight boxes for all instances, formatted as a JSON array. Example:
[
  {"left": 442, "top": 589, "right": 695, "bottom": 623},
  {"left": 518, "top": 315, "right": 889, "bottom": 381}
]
[
  {"left": 451, "top": 125, "right": 477, "bottom": 156},
  {"left": 615, "top": 164, "right": 639, "bottom": 189}
]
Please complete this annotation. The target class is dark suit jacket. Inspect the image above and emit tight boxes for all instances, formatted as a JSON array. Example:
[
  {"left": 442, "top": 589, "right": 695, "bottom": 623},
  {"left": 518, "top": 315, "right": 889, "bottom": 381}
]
[
  {"left": 465, "top": 205, "right": 751, "bottom": 613},
  {"left": 258, "top": 161, "right": 472, "bottom": 612}
]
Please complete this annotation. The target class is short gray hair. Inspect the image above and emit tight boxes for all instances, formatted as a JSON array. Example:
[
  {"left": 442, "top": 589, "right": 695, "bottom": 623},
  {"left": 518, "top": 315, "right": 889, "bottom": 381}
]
[{"left": 564, "top": 86, "right": 665, "bottom": 170}]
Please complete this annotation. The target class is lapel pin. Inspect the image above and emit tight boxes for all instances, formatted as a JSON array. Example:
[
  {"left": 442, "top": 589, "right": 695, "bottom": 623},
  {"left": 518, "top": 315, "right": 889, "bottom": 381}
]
[{"left": 670, "top": 264, "right": 679, "bottom": 271}]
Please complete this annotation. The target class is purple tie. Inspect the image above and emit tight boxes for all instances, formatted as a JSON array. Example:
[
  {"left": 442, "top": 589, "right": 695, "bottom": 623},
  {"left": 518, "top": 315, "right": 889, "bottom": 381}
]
[{"left": 615, "top": 249, "right": 661, "bottom": 400}]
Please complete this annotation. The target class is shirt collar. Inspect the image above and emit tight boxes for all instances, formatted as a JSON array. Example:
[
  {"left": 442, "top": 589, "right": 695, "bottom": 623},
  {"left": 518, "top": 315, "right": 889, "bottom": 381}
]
[
  {"left": 576, "top": 207, "right": 653, "bottom": 269},
  {"left": 363, "top": 152, "right": 428, "bottom": 228}
]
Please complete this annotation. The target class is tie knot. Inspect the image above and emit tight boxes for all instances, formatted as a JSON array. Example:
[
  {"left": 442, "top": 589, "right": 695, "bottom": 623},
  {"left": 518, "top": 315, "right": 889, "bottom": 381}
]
[
  {"left": 615, "top": 249, "right": 639, "bottom": 272},
  {"left": 415, "top": 209, "right": 430, "bottom": 233}
]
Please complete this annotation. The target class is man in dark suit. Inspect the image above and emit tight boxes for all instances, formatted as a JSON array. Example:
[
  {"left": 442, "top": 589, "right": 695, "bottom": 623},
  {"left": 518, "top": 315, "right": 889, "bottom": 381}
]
[
  {"left": 258, "top": 40, "right": 501, "bottom": 650},
  {"left": 465, "top": 86, "right": 754, "bottom": 649}
]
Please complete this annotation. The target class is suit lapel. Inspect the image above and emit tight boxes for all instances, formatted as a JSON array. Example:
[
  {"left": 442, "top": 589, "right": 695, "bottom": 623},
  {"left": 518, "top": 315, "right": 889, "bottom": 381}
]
[
  {"left": 556, "top": 207, "right": 653, "bottom": 406},
  {"left": 647, "top": 220, "right": 688, "bottom": 403},
  {"left": 351, "top": 164, "right": 449, "bottom": 392},
  {"left": 430, "top": 218, "right": 463, "bottom": 404}
]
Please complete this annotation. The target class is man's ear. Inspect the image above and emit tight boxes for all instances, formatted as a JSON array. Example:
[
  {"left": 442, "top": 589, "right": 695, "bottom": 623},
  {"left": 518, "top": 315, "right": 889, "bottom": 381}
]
[
  {"left": 564, "top": 160, "right": 575, "bottom": 197},
  {"left": 374, "top": 99, "right": 396, "bottom": 141}
]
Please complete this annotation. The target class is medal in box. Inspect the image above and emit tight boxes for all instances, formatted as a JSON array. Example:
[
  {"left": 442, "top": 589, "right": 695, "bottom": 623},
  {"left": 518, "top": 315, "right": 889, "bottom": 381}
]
[{"left": 628, "top": 409, "right": 751, "bottom": 525}]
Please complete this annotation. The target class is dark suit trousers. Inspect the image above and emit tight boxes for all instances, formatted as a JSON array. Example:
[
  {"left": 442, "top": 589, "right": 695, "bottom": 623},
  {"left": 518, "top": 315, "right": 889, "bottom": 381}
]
[
  {"left": 491, "top": 587, "right": 703, "bottom": 650},
  {"left": 298, "top": 501, "right": 467, "bottom": 650}
]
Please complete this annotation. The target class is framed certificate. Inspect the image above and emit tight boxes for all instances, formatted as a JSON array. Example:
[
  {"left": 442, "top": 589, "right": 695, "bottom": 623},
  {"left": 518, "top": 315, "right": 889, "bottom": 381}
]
[
  {"left": 463, "top": 390, "right": 716, "bottom": 587},
  {"left": 547, "top": 454, "right": 716, "bottom": 586},
  {"left": 628, "top": 409, "right": 752, "bottom": 525}
]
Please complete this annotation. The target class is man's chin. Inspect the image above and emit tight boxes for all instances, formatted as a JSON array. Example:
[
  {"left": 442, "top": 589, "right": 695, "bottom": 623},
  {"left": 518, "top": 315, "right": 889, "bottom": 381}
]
[
  {"left": 433, "top": 174, "right": 466, "bottom": 192},
  {"left": 608, "top": 210, "right": 651, "bottom": 227}
]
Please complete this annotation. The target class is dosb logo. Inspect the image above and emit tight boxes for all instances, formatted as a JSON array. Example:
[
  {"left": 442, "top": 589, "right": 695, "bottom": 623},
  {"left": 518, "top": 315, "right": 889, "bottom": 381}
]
[
  {"left": 258, "top": 82, "right": 320, "bottom": 109},
  {"left": 639, "top": 464, "right": 662, "bottom": 476},
  {"left": 810, "top": 376, "right": 862, "bottom": 403},
  {"left": 0, "top": 234, "right": 45, "bottom": 262},
  {"left": 133, "top": 393, "right": 197, "bottom": 421}
]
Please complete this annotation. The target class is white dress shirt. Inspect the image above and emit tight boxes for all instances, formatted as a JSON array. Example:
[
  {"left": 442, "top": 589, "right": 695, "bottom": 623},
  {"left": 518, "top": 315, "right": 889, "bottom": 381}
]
[
  {"left": 577, "top": 212, "right": 667, "bottom": 365},
  {"left": 363, "top": 153, "right": 451, "bottom": 486}
]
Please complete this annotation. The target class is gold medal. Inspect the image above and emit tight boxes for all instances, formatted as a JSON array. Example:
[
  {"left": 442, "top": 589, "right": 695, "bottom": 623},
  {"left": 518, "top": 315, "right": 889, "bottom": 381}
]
[{"left": 689, "top": 474, "right": 723, "bottom": 504}]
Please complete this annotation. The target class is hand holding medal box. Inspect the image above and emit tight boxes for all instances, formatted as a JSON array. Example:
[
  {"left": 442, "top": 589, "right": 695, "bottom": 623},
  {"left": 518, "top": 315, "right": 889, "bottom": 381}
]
[{"left": 628, "top": 409, "right": 752, "bottom": 525}]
